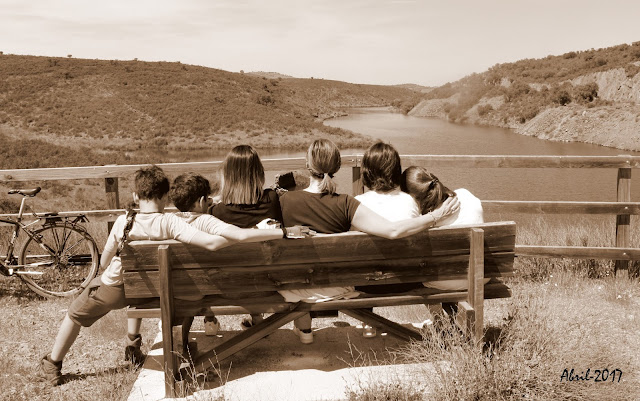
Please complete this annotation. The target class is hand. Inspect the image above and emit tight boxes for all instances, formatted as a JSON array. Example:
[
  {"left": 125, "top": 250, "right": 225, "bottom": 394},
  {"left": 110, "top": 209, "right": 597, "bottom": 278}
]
[
  {"left": 285, "top": 225, "right": 316, "bottom": 238},
  {"left": 430, "top": 196, "right": 460, "bottom": 222}
]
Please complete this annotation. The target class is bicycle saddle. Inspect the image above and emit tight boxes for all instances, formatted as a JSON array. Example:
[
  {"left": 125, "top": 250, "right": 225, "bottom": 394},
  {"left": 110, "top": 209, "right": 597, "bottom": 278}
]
[{"left": 8, "top": 187, "right": 41, "bottom": 197}]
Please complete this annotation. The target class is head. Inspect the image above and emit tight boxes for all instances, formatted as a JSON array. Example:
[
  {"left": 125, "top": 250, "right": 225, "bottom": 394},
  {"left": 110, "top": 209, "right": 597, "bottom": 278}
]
[
  {"left": 221, "top": 145, "right": 265, "bottom": 205},
  {"left": 133, "top": 165, "right": 170, "bottom": 202},
  {"left": 361, "top": 142, "right": 402, "bottom": 193},
  {"left": 401, "top": 166, "right": 455, "bottom": 214},
  {"left": 170, "top": 173, "right": 211, "bottom": 212},
  {"left": 306, "top": 139, "right": 341, "bottom": 194}
]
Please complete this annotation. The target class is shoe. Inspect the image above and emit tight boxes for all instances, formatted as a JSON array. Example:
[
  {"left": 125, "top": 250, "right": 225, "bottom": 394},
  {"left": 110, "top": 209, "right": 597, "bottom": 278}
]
[
  {"left": 125, "top": 334, "right": 146, "bottom": 367},
  {"left": 363, "top": 325, "right": 377, "bottom": 338},
  {"left": 125, "top": 346, "right": 146, "bottom": 367},
  {"left": 292, "top": 327, "right": 314, "bottom": 344},
  {"left": 38, "top": 354, "right": 62, "bottom": 386},
  {"left": 204, "top": 317, "right": 220, "bottom": 336}
]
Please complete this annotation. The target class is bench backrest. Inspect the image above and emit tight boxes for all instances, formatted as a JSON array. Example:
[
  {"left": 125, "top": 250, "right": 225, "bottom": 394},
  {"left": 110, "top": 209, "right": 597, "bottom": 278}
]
[{"left": 121, "top": 221, "right": 516, "bottom": 299}]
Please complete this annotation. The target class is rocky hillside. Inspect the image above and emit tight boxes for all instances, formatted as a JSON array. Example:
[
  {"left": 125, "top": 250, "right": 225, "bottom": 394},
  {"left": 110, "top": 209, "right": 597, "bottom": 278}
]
[
  {"left": 410, "top": 42, "right": 640, "bottom": 151},
  {"left": 0, "top": 55, "right": 421, "bottom": 165}
]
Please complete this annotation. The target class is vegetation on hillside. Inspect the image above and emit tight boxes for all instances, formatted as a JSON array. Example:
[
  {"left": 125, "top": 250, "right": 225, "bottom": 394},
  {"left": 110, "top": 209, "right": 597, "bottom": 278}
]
[
  {"left": 0, "top": 55, "right": 420, "bottom": 165},
  {"left": 422, "top": 41, "right": 640, "bottom": 125}
]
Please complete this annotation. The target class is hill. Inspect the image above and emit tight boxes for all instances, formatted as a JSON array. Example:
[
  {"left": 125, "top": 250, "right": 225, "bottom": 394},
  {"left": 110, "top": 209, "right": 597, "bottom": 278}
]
[
  {"left": 0, "top": 55, "right": 421, "bottom": 166},
  {"left": 409, "top": 42, "right": 640, "bottom": 151}
]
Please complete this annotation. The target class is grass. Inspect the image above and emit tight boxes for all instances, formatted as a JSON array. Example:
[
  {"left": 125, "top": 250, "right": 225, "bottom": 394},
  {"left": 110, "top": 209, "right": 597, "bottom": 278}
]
[{"left": 1, "top": 215, "right": 639, "bottom": 400}]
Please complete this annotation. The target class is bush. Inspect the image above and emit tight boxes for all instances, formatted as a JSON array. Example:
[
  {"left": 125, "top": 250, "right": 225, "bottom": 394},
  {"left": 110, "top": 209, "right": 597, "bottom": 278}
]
[
  {"left": 477, "top": 104, "right": 494, "bottom": 116},
  {"left": 574, "top": 82, "right": 598, "bottom": 103},
  {"left": 552, "top": 89, "right": 571, "bottom": 106}
]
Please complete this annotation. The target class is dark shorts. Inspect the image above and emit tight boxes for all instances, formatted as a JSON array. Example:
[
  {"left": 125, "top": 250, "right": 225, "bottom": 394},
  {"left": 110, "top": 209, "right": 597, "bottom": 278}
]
[{"left": 67, "top": 277, "right": 128, "bottom": 327}]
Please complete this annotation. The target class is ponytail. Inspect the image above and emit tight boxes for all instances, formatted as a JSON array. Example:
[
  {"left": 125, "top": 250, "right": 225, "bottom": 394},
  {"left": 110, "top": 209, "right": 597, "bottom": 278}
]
[
  {"left": 318, "top": 173, "right": 336, "bottom": 195},
  {"left": 306, "top": 139, "right": 341, "bottom": 195}
]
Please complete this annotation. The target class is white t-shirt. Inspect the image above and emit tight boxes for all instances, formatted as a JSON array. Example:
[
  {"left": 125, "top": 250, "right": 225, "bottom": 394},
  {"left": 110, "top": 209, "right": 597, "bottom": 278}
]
[
  {"left": 100, "top": 213, "right": 200, "bottom": 286},
  {"left": 355, "top": 188, "right": 420, "bottom": 221},
  {"left": 424, "top": 188, "right": 487, "bottom": 290},
  {"left": 434, "top": 188, "right": 483, "bottom": 227},
  {"left": 174, "top": 212, "right": 232, "bottom": 236}
]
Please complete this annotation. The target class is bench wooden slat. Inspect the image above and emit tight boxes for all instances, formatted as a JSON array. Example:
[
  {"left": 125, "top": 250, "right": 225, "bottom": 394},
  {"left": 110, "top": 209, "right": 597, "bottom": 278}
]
[
  {"left": 126, "top": 282, "right": 513, "bottom": 319},
  {"left": 121, "top": 222, "right": 516, "bottom": 270},
  {"left": 123, "top": 252, "right": 514, "bottom": 298}
]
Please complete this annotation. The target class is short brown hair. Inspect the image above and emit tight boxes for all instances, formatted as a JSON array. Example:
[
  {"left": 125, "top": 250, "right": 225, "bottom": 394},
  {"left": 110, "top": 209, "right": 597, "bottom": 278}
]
[
  {"left": 170, "top": 173, "right": 211, "bottom": 212},
  {"left": 306, "top": 139, "right": 341, "bottom": 194},
  {"left": 134, "top": 165, "right": 170, "bottom": 200},
  {"left": 221, "top": 145, "right": 265, "bottom": 205},
  {"left": 401, "top": 166, "right": 455, "bottom": 214},
  {"left": 361, "top": 142, "right": 402, "bottom": 192}
]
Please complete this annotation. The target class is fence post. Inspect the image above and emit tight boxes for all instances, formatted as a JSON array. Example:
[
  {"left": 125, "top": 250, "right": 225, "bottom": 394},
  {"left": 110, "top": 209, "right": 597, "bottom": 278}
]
[
  {"left": 105, "top": 177, "right": 120, "bottom": 234},
  {"left": 615, "top": 165, "right": 631, "bottom": 278},
  {"left": 352, "top": 158, "right": 364, "bottom": 196}
]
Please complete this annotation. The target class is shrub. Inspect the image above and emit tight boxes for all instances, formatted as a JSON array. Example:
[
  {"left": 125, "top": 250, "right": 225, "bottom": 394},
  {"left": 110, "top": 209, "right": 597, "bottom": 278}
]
[
  {"left": 477, "top": 104, "right": 494, "bottom": 116},
  {"left": 574, "top": 82, "right": 598, "bottom": 103},
  {"left": 552, "top": 89, "right": 571, "bottom": 106}
]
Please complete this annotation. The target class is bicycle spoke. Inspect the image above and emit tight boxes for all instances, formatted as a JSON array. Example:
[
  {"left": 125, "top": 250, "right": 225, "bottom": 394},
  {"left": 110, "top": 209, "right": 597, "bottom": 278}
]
[{"left": 19, "top": 223, "right": 99, "bottom": 297}]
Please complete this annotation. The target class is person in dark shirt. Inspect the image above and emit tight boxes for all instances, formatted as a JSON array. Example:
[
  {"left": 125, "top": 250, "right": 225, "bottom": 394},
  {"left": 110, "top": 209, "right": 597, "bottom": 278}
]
[
  {"left": 209, "top": 145, "right": 283, "bottom": 329},
  {"left": 210, "top": 145, "right": 282, "bottom": 228},
  {"left": 279, "top": 139, "right": 460, "bottom": 344}
]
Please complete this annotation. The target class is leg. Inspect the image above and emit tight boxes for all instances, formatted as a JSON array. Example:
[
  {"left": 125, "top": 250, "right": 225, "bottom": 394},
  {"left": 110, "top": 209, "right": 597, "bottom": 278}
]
[
  {"left": 125, "top": 317, "right": 146, "bottom": 366},
  {"left": 181, "top": 316, "right": 195, "bottom": 355},
  {"left": 128, "top": 317, "right": 142, "bottom": 336},
  {"left": 293, "top": 313, "right": 313, "bottom": 344},
  {"left": 50, "top": 314, "right": 81, "bottom": 362}
]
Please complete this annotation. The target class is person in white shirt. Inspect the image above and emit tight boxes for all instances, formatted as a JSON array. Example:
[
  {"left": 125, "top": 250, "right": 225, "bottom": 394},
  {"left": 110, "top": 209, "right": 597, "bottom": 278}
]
[
  {"left": 401, "top": 165, "right": 487, "bottom": 321},
  {"left": 353, "top": 142, "right": 424, "bottom": 337}
]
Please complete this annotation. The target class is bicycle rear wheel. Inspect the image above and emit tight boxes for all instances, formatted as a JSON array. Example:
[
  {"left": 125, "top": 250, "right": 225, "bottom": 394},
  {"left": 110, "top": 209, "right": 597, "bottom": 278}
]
[{"left": 19, "top": 222, "right": 99, "bottom": 298}]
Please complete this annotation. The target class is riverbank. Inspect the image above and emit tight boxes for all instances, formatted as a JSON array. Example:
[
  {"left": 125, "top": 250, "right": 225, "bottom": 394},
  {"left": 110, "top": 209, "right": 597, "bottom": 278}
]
[{"left": 409, "top": 99, "right": 640, "bottom": 152}]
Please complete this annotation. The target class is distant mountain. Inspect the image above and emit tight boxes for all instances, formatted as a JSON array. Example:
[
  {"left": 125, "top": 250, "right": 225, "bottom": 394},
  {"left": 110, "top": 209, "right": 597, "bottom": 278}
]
[
  {"left": 246, "top": 71, "right": 295, "bottom": 79},
  {"left": 0, "top": 55, "right": 421, "bottom": 166},
  {"left": 393, "top": 83, "right": 433, "bottom": 93},
  {"left": 410, "top": 42, "right": 640, "bottom": 151}
]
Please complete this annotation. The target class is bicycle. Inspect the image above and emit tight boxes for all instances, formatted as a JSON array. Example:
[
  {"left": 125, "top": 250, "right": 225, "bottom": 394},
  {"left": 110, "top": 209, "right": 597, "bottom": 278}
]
[{"left": 0, "top": 187, "right": 99, "bottom": 298}]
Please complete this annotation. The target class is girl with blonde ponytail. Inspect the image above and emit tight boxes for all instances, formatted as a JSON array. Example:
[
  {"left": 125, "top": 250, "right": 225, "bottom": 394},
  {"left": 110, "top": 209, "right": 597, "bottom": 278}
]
[{"left": 278, "top": 139, "right": 461, "bottom": 344}]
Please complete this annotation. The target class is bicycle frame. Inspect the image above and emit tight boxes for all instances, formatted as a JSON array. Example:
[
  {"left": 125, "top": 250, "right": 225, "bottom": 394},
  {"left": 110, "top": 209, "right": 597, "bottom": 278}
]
[{"left": 0, "top": 196, "right": 90, "bottom": 275}]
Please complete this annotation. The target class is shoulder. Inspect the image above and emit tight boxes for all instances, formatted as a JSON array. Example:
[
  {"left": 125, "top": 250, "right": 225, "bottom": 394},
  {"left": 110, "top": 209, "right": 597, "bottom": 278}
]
[
  {"left": 454, "top": 188, "right": 480, "bottom": 202},
  {"left": 355, "top": 191, "right": 374, "bottom": 202},
  {"left": 262, "top": 188, "right": 279, "bottom": 202}
]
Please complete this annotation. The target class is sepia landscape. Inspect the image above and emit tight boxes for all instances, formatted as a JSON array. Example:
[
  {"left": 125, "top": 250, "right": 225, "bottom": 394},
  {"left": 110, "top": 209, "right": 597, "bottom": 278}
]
[{"left": 1, "top": 2, "right": 640, "bottom": 401}]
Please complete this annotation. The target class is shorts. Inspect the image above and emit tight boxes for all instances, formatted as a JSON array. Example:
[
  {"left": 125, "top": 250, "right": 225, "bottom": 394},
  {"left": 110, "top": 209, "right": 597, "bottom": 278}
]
[{"left": 67, "top": 277, "right": 128, "bottom": 327}]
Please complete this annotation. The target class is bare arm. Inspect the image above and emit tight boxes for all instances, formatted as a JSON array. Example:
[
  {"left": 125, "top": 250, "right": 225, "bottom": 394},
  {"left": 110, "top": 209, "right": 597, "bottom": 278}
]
[
  {"left": 189, "top": 231, "right": 234, "bottom": 252},
  {"left": 351, "top": 196, "right": 460, "bottom": 239},
  {"left": 220, "top": 226, "right": 283, "bottom": 242}
]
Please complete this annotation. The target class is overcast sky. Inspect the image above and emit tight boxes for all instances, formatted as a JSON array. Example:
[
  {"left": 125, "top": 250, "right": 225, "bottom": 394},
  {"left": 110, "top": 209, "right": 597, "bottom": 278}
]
[{"left": 2, "top": 0, "right": 640, "bottom": 86}]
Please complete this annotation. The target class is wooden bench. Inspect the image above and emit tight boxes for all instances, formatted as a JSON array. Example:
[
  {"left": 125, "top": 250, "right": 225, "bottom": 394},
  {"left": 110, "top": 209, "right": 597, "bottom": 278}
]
[{"left": 122, "top": 221, "right": 516, "bottom": 397}]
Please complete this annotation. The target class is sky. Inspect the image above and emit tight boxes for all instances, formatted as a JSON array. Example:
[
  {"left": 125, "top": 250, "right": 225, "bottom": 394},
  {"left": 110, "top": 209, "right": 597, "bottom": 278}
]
[{"left": 2, "top": 0, "right": 640, "bottom": 87}]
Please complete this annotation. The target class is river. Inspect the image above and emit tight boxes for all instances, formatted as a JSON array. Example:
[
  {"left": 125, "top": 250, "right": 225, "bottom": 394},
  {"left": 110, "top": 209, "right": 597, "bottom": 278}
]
[
  {"left": 177, "top": 107, "right": 639, "bottom": 202},
  {"left": 323, "top": 108, "right": 640, "bottom": 202}
]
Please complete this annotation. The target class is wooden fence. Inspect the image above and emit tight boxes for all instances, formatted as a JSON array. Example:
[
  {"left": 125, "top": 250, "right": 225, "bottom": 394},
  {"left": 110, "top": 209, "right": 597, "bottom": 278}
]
[{"left": 1, "top": 155, "right": 639, "bottom": 276}]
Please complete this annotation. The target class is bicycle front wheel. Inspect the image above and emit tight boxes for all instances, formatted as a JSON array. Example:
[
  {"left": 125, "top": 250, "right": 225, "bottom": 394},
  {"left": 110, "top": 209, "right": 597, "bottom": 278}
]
[{"left": 19, "top": 223, "right": 99, "bottom": 298}]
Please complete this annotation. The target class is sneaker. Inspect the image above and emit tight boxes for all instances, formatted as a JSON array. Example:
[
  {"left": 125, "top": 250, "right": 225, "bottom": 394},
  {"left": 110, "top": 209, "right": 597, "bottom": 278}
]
[
  {"left": 240, "top": 318, "right": 253, "bottom": 331},
  {"left": 204, "top": 317, "right": 220, "bottom": 336},
  {"left": 38, "top": 354, "right": 62, "bottom": 386},
  {"left": 292, "top": 327, "right": 314, "bottom": 344},
  {"left": 363, "top": 325, "right": 377, "bottom": 338},
  {"left": 125, "top": 346, "right": 146, "bottom": 367},
  {"left": 125, "top": 334, "right": 145, "bottom": 367}
]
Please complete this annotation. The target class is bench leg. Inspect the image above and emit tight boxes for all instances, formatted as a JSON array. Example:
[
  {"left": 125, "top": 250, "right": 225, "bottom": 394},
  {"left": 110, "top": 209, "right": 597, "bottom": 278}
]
[
  {"left": 341, "top": 309, "right": 422, "bottom": 342},
  {"left": 193, "top": 310, "right": 308, "bottom": 374}
]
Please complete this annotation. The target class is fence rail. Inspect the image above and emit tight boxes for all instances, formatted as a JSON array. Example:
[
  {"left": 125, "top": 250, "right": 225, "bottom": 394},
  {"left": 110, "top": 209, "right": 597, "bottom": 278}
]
[{"left": 1, "top": 154, "right": 637, "bottom": 276}]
